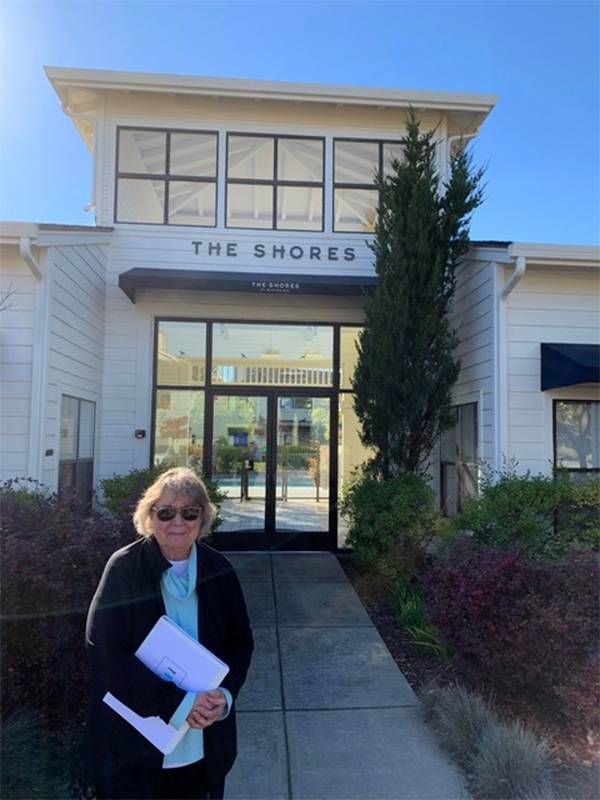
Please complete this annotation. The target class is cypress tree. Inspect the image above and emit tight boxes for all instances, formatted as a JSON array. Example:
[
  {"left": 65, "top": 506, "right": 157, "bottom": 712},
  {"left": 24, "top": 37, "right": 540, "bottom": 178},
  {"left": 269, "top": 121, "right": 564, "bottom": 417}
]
[{"left": 352, "top": 110, "right": 484, "bottom": 478}]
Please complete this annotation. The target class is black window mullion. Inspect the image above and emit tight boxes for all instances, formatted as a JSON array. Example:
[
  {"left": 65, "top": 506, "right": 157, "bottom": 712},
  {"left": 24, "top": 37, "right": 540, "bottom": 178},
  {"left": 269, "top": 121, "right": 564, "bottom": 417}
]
[
  {"left": 116, "top": 127, "right": 218, "bottom": 226},
  {"left": 273, "top": 139, "right": 278, "bottom": 228}
]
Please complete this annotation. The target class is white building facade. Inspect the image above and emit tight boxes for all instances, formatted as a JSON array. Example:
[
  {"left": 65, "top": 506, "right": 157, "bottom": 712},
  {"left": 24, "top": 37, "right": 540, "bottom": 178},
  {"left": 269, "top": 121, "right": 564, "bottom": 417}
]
[{"left": 1, "top": 68, "right": 598, "bottom": 550}]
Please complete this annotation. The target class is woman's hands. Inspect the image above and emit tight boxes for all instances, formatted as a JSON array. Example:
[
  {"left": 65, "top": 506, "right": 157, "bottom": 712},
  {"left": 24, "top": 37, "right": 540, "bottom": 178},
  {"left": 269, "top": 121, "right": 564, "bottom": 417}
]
[{"left": 186, "top": 689, "right": 227, "bottom": 729}]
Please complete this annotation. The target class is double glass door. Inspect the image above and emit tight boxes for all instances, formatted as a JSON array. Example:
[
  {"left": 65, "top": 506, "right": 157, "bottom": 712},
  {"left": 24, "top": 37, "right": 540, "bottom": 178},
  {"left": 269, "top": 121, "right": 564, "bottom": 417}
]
[{"left": 211, "top": 392, "right": 331, "bottom": 545}]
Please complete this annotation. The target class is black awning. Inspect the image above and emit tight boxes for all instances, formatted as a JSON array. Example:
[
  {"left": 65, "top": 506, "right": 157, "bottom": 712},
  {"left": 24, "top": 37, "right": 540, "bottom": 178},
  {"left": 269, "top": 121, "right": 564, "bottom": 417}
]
[
  {"left": 118, "top": 268, "right": 377, "bottom": 303},
  {"left": 541, "top": 343, "right": 600, "bottom": 390}
]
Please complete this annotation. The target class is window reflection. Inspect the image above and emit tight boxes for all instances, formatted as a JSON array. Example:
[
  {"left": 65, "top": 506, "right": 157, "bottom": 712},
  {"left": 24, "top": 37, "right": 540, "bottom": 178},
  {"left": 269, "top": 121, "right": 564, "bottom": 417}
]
[
  {"left": 212, "top": 323, "right": 334, "bottom": 386},
  {"left": 170, "top": 133, "right": 217, "bottom": 177},
  {"left": 340, "top": 326, "right": 362, "bottom": 389},
  {"left": 226, "top": 135, "right": 324, "bottom": 231},
  {"left": 226, "top": 184, "right": 273, "bottom": 228},
  {"left": 227, "top": 136, "right": 274, "bottom": 180},
  {"left": 154, "top": 390, "right": 205, "bottom": 469},
  {"left": 117, "top": 179, "right": 165, "bottom": 224},
  {"left": 333, "top": 138, "right": 402, "bottom": 232},
  {"left": 276, "top": 186, "right": 322, "bottom": 231},
  {"left": 118, "top": 130, "right": 166, "bottom": 174},
  {"left": 555, "top": 400, "right": 600, "bottom": 470},
  {"left": 157, "top": 321, "right": 206, "bottom": 386},
  {"left": 115, "top": 127, "right": 217, "bottom": 225},
  {"left": 168, "top": 181, "right": 216, "bottom": 226},
  {"left": 277, "top": 138, "right": 323, "bottom": 182},
  {"left": 334, "top": 188, "right": 378, "bottom": 232},
  {"left": 334, "top": 141, "right": 378, "bottom": 184},
  {"left": 337, "top": 393, "right": 371, "bottom": 546}
]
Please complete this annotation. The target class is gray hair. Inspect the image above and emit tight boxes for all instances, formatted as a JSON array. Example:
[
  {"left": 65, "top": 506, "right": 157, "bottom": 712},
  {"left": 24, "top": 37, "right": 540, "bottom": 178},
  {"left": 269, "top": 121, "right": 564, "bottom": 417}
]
[{"left": 133, "top": 467, "right": 216, "bottom": 538}]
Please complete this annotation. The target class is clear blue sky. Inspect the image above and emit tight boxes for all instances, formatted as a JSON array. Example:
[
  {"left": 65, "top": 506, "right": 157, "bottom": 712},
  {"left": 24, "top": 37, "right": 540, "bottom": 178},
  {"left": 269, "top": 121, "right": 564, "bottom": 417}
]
[{"left": 0, "top": 0, "right": 598, "bottom": 245}]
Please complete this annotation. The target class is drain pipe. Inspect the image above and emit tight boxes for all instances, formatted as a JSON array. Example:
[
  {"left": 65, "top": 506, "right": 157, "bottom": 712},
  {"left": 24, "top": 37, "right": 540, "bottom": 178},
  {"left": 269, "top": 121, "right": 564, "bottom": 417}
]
[
  {"left": 447, "top": 131, "right": 478, "bottom": 154},
  {"left": 20, "top": 234, "right": 46, "bottom": 481},
  {"left": 19, "top": 236, "right": 41, "bottom": 280},
  {"left": 501, "top": 254, "right": 527, "bottom": 298},
  {"left": 494, "top": 250, "right": 527, "bottom": 475}
]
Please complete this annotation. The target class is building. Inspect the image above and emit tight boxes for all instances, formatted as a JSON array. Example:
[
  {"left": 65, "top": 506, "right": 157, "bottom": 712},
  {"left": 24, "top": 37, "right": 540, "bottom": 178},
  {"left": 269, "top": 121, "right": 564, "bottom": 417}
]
[{"left": 1, "top": 67, "right": 598, "bottom": 550}]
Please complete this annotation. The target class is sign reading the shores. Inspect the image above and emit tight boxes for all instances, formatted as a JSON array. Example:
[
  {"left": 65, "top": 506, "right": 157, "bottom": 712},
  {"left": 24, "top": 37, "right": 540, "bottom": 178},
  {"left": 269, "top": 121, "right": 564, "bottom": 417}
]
[
  {"left": 192, "top": 241, "right": 356, "bottom": 262},
  {"left": 251, "top": 280, "right": 302, "bottom": 293}
]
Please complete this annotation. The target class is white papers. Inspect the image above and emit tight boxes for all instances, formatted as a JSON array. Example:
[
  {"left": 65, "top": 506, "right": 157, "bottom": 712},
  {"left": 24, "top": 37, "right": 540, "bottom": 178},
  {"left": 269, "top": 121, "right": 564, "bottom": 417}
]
[
  {"left": 135, "top": 615, "right": 230, "bottom": 692},
  {"left": 102, "top": 617, "right": 230, "bottom": 753},
  {"left": 103, "top": 692, "right": 189, "bottom": 755}
]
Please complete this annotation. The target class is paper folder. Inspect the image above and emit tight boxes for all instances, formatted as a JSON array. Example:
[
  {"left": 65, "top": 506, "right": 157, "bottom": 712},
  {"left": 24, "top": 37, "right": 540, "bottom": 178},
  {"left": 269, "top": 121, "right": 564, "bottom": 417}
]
[
  {"left": 103, "top": 617, "right": 230, "bottom": 753},
  {"left": 103, "top": 692, "right": 189, "bottom": 754},
  {"left": 135, "top": 615, "right": 229, "bottom": 692}
]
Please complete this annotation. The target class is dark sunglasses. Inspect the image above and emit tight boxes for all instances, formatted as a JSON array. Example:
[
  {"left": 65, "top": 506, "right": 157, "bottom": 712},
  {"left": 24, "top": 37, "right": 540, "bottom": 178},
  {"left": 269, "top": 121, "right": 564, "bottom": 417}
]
[{"left": 152, "top": 505, "right": 203, "bottom": 522}]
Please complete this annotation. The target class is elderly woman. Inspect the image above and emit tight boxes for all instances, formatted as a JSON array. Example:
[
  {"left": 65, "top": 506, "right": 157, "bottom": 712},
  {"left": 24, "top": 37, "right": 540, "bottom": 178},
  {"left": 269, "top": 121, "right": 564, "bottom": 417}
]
[{"left": 85, "top": 467, "right": 253, "bottom": 800}]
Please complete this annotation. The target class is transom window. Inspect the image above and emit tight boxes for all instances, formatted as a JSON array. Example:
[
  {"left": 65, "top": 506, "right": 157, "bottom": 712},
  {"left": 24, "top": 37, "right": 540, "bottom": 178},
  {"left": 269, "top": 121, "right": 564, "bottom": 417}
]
[
  {"left": 333, "top": 139, "right": 404, "bottom": 232},
  {"left": 115, "top": 127, "right": 218, "bottom": 226},
  {"left": 226, "top": 134, "right": 324, "bottom": 231}
]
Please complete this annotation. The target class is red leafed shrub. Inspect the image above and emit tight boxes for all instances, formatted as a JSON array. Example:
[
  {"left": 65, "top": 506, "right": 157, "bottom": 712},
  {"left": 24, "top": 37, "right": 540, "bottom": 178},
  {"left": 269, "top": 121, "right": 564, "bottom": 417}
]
[
  {"left": 422, "top": 541, "right": 600, "bottom": 724},
  {"left": 0, "top": 480, "right": 134, "bottom": 726}
]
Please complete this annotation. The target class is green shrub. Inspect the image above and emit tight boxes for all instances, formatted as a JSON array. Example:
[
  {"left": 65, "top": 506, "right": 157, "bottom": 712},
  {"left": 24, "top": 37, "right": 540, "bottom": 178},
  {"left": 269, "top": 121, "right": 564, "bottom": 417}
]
[
  {"left": 0, "top": 711, "right": 78, "bottom": 800},
  {"left": 100, "top": 463, "right": 167, "bottom": 516},
  {"left": 340, "top": 471, "right": 443, "bottom": 578},
  {"left": 100, "top": 463, "right": 226, "bottom": 534},
  {"left": 391, "top": 582, "right": 449, "bottom": 660},
  {"left": 455, "top": 466, "right": 599, "bottom": 559}
]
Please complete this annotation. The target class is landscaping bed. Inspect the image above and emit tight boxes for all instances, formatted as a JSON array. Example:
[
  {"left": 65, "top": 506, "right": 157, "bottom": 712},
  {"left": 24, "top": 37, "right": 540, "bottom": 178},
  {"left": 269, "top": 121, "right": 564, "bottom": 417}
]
[{"left": 338, "top": 552, "right": 600, "bottom": 799}]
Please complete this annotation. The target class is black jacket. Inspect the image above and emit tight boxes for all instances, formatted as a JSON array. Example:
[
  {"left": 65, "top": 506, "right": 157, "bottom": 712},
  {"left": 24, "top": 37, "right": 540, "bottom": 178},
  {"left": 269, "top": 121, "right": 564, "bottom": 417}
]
[{"left": 85, "top": 537, "right": 254, "bottom": 800}]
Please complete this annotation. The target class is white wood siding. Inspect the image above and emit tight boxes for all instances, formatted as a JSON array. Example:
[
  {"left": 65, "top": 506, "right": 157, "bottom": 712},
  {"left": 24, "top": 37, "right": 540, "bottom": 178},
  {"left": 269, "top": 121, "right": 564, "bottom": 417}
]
[
  {"left": 428, "top": 258, "right": 495, "bottom": 500},
  {"left": 0, "top": 247, "right": 38, "bottom": 480},
  {"left": 42, "top": 243, "right": 108, "bottom": 488},
  {"left": 505, "top": 267, "right": 600, "bottom": 475}
]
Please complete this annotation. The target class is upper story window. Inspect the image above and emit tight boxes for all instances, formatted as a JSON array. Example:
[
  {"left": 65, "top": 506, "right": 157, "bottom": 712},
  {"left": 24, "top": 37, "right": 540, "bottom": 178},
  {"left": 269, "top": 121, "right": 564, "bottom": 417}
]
[
  {"left": 333, "top": 139, "right": 404, "bottom": 232},
  {"left": 226, "top": 134, "right": 324, "bottom": 231},
  {"left": 115, "top": 128, "right": 218, "bottom": 226}
]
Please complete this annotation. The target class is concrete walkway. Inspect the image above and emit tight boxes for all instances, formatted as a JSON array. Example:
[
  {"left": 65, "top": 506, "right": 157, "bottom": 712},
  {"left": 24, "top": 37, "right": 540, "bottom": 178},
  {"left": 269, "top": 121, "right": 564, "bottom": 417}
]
[{"left": 223, "top": 553, "right": 468, "bottom": 800}]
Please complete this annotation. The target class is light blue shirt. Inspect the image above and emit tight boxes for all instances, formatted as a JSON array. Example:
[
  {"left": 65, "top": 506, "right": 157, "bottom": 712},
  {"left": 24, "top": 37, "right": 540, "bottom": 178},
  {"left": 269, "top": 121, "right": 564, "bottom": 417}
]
[{"left": 160, "top": 545, "right": 232, "bottom": 768}]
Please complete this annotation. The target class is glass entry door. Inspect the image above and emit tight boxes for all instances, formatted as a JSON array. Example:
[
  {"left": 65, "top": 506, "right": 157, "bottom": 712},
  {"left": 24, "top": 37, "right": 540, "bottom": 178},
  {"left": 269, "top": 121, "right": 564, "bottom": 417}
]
[
  {"left": 210, "top": 392, "right": 332, "bottom": 546},
  {"left": 275, "top": 396, "right": 330, "bottom": 532},
  {"left": 211, "top": 395, "right": 268, "bottom": 532}
]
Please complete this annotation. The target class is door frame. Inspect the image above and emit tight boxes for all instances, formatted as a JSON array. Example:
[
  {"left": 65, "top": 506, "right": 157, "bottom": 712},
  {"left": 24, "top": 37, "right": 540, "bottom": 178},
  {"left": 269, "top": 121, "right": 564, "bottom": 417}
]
[{"left": 206, "top": 386, "right": 338, "bottom": 551}]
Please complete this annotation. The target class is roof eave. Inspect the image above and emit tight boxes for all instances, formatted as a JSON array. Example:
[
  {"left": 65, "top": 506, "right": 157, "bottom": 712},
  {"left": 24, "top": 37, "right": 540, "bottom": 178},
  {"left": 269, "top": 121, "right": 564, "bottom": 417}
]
[{"left": 45, "top": 66, "right": 497, "bottom": 116}]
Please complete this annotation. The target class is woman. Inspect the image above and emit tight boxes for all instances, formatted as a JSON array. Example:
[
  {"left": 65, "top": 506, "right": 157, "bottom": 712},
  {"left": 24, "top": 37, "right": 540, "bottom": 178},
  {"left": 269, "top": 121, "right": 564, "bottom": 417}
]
[{"left": 85, "top": 467, "right": 254, "bottom": 800}]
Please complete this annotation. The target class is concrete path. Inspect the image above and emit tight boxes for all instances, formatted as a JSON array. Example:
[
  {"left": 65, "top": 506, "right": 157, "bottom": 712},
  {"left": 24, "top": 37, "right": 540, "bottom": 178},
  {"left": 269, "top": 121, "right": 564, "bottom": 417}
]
[{"left": 223, "top": 553, "right": 468, "bottom": 800}]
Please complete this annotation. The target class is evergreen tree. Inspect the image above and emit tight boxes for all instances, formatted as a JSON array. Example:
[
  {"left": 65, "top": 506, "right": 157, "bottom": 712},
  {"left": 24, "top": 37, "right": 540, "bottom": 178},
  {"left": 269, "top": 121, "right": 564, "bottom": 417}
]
[{"left": 353, "top": 110, "right": 484, "bottom": 478}]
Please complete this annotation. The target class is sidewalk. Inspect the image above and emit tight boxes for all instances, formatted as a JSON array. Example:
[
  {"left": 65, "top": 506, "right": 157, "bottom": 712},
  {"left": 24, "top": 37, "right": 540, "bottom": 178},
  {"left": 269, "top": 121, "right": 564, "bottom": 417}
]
[{"left": 224, "top": 552, "right": 468, "bottom": 800}]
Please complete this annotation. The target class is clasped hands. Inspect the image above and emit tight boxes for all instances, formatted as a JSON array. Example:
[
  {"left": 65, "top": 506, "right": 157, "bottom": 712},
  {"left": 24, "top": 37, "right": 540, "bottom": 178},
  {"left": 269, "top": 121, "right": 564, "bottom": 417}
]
[{"left": 186, "top": 689, "right": 227, "bottom": 729}]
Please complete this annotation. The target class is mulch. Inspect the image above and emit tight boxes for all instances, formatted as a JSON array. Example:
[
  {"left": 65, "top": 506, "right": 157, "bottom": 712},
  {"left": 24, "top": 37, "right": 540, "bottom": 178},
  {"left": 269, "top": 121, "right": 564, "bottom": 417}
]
[{"left": 337, "top": 553, "right": 600, "bottom": 781}]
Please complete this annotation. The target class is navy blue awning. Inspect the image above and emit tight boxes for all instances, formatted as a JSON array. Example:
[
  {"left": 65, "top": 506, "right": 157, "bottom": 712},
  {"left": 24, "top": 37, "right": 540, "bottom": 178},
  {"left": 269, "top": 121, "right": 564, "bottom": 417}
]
[{"left": 541, "top": 343, "right": 600, "bottom": 390}]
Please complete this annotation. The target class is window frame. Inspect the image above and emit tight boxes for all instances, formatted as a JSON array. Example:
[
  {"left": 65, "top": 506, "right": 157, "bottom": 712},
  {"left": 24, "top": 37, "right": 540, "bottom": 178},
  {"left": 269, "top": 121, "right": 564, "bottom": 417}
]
[
  {"left": 114, "top": 125, "right": 219, "bottom": 227},
  {"left": 225, "top": 132, "right": 325, "bottom": 232},
  {"left": 552, "top": 398, "right": 600, "bottom": 474},
  {"left": 332, "top": 137, "right": 404, "bottom": 233},
  {"left": 58, "top": 394, "right": 96, "bottom": 514},
  {"left": 439, "top": 401, "right": 479, "bottom": 516}
]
